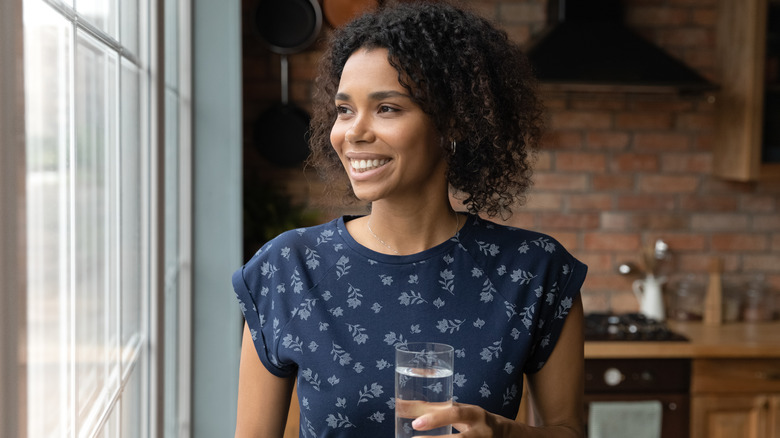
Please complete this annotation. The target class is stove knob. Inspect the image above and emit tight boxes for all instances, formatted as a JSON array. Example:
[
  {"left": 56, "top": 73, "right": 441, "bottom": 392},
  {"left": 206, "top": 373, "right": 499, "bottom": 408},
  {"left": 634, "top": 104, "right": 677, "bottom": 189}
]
[{"left": 604, "top": 367, "right": 625, "bottom": 387}]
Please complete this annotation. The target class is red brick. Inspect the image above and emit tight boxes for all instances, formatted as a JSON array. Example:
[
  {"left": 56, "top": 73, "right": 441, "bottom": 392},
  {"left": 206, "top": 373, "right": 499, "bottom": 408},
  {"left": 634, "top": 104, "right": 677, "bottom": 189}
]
[
  {"left": 615, "top": 112, "right": 673, "bottom": 130},
  {"left": 576, "top": 253, "right": 616, "bottom": 274},
  {"left": 743, "top": 254, "right": 780, "bottom": 273},
  {"left": 639, "top": 175, "right": 700, "bottom": 193},
  {"left": 592, "top": 174, "right": 635, "bottom": 191},
  {"left": 569, "top": 95, "right": 628, "bottom": 111},
  {"left": 679, "top": 194, "right": 738, "bottom": 212},
  {"left": 601, "top": 213, "right": 633, "bottom": 230},
  {"left": 469, "top": 2, "right": 499, "bottom": 21},
  {"left": 674, "top": 253, "right": 740, "bottom": 274},
  {"left": 498, "top": 3, "right": 546, "bottom": 23},
  {"left": 524, "top": 192, "right": 563, "bottom": 211},
  {"left": 556, "top": 152, "right": 608, "bottom": 172},
  {"left": 772, "top": 234, "right": 780, "bottom": 251},
  {"left": 658, "top": 28, "right": 716, "bottom": 48},
  {"left": 666, "top": 0, "right": 717, "bottom": 6},
  {"left": 660, "top": 153, "right": 712, "bottom": 173},
  {"left": 586, "top": 131, "right": 631, "bottom": 150},
  {"left": 675, "top": 113, "right": 716, "bottom": 131},
  {"left": 544, "top": 231, "right": 579, "bottom": 251},
  {"left": 630, "top": 98, "right": 695, "bottom": 113},
  {"left": 646, "top": 233, "right": 707, "bottom": 251},
  {"left": 582, "top": 291, "right": 610, "bottom": 313},
  {"left": 584, "top": 232, "right": 642, "bottom": 251},
  {"left": 610, "top": 290, "right": 642, "bottom": 314},
  {"left": 683, "top": 50, "right": 717, "bottom": 71},
  {"left": 551, "top": 111, "right": 612, "bottom": 129},
  {"left": 503, "top": 24, "right": 532, "bottom": 45},
  {"left": 700, "top": 178, "right": 755, "bottom": 195},
  {"left": 741, "top": 194, "right": 778, "bottom": 212},
  {"left": 613, "top": 153, "right": 660, "bottom": 172},
  {"left": 617, "top": 194, "right": 676, "bottom": 211},
  {"left": 600, "top": 212, "right": 689, "bottom": 230},
  {"left": 540, "top": 131, "right": 584, "bottom": 150},
  {"left": 690, "top": 213, "right": 750, "bottom": 230},
  {"left": 541, "top": 95, "right": 567, "bottom": 111},
  {"left": 625, "top": 6, "right": 691, "bottom": 27},
  {"left": 537, "top": 212, "right": 600, "bottom": 230},
  {"left": 533, "top": 173, "right": 589, "bottom": 191},
  {"left": 757, "top": 180, "right": 780, "bottom": 195},
  {"left": 632, "top": 213, "right": 690, "bottom": 230},
  {"left": 634, "top": 133, "right": 693, "bottom": 151},
  {"left": 583, "top": 274, "right": 635, "bottom": 293},
  {"left": 500, "top": 212, "right": 535, "bottom": 229},
  {"left": 753, "top": 214, "right": 780, "bottom": 231},
  {"left": 693, "top": 133, "right": 715, "bottom": 151},
  {"left": 533, "top": 151, "right": 553, "bottom": 171},
  {"left": 568, "top": 194, "right": 613, "bottom": 211},
  {"left": 711, "top": 233, "right": 770, "bottom": 252}
]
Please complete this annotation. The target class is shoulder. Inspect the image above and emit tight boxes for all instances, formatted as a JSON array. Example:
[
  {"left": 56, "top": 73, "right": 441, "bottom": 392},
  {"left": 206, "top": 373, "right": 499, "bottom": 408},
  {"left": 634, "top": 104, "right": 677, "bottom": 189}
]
[
  {"left": 460, "top": 215, "right": 587, "bottom": 284},
  {"left": 238, "top": 218, "right": 349, "bottom": 284},
  {"left": 464, "top": 215, "right": 570, "bottom": 259}
]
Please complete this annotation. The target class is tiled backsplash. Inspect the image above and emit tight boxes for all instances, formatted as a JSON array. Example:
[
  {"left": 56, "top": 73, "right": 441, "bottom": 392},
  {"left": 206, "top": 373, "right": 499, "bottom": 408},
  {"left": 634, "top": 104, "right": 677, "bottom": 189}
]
[{"left": 242, "top": 0, "right": 779, "bottom": 316}]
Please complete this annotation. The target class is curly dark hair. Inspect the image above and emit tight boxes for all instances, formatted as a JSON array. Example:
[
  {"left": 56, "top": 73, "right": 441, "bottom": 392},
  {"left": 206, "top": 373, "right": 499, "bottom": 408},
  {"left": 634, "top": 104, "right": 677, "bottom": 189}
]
[{"left": 307, "top": 0, "right": 545, "bottom": 218}]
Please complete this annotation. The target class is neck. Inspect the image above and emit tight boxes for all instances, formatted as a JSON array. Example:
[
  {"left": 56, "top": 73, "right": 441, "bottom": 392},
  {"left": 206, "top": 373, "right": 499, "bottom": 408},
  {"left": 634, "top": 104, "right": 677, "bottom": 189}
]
[{"left": 362, "top": 202, "right": 462, "bottom": 255}]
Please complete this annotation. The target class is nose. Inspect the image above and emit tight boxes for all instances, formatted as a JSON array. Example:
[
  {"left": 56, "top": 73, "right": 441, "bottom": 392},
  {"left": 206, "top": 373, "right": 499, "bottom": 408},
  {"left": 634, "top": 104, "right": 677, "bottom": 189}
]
[{"left": 345, "top": 114, "right": 374, "bottom": 144}]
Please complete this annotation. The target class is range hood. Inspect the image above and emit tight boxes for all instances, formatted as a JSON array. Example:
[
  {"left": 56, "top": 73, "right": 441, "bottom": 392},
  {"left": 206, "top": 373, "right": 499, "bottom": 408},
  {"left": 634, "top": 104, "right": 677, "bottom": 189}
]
[{"left": 526, "top": 0, "right": 717, "bottom": 93}]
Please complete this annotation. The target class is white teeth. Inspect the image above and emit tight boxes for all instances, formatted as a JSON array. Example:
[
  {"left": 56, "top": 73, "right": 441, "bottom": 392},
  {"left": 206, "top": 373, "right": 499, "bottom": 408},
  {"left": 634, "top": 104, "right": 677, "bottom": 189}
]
[{"left": 351, "top": 158, "right": 388, "bottom": 172}]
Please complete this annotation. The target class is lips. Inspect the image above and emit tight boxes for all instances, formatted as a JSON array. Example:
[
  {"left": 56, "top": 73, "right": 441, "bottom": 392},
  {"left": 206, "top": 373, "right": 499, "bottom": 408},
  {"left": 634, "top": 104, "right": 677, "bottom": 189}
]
[{"left": 350, "top": 158, "right": 389, "bottom": 172}]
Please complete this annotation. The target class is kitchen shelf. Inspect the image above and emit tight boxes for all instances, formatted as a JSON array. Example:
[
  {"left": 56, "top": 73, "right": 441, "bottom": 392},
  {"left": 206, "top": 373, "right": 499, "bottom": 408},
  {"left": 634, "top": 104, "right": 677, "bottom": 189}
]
[{"left": 585, "top": 321, "right": 780, "bottom": 359}]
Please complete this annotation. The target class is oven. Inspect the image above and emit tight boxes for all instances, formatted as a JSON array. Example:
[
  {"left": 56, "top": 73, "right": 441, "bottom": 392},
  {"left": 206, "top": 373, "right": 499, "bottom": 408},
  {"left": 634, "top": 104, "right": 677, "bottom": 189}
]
[{"left": 583, "top": 313, "right": 691, "bottom": 438}]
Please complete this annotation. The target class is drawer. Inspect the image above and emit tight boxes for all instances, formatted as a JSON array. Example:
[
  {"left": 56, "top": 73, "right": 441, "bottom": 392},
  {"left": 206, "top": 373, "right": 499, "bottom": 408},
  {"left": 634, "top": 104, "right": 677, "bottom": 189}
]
[{"left": 692, "top": 359, "right": 780, "bottom": 394}]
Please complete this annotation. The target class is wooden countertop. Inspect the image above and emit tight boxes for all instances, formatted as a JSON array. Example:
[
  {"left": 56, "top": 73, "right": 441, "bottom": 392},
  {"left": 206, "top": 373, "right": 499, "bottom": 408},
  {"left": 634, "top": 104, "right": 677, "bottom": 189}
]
[{"left": 585, "top": 321, "right": 780, "bottom": 359}]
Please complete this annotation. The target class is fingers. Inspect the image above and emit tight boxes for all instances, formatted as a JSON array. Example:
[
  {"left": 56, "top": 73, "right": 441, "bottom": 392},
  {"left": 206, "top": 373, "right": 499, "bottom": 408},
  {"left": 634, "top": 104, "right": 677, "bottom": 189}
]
[{"left": 412, "top": 402, "right": 476, "bottom": 433}]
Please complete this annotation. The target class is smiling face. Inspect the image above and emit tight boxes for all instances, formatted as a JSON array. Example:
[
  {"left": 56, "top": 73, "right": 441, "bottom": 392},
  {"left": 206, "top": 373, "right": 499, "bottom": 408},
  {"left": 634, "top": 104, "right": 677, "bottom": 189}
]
[{"left": 330, "top": 48, "right": 447, "bottom": 205}]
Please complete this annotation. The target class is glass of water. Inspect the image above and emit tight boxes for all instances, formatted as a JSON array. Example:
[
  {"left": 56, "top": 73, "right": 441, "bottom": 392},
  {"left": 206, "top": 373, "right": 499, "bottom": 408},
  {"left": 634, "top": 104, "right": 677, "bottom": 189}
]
[{"left": 395, "top": 342, "right": 454, "bottom": 437}]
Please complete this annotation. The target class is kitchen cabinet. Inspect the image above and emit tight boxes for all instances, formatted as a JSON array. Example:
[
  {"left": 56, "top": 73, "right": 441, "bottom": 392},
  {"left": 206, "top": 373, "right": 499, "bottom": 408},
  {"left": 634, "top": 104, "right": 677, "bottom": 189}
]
[
  {"left": 714, "top": 0, "right": 780, "bottom": 181},
  {"left": 691, "top": 359, "right": 780, "bottom": 438}
]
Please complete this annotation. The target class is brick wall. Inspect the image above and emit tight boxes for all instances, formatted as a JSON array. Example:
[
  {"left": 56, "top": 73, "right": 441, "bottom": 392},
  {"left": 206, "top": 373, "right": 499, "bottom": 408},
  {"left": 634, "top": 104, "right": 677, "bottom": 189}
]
[{"left": 242, "top": 0, "right": 780, "bottom": 317}]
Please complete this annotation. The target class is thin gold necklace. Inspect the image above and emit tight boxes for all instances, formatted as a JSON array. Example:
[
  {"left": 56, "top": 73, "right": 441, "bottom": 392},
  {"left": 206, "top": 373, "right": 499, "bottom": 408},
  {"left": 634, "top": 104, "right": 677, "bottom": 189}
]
[{"left": 366, "top": 212, "right": 460, "bottom": 255}]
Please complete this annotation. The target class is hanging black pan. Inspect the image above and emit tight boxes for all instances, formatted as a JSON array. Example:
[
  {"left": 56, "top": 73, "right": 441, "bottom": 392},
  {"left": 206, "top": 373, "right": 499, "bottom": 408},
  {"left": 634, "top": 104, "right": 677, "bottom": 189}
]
[{"left": 253, "top": 0, "right": 322, "bottom": 166}]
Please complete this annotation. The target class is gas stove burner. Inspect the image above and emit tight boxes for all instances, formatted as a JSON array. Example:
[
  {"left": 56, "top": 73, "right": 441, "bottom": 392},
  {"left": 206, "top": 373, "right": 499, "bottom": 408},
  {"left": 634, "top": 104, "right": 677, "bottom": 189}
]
[{"left": 584, "top": 313, "right": 688, "bottom": 342}]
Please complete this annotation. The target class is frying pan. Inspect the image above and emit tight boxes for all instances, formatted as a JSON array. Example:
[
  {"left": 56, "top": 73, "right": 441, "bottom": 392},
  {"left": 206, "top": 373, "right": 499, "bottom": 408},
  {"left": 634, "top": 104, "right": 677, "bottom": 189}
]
[{"left": 254, "top": 0, "right": 323, "bottom": 166}]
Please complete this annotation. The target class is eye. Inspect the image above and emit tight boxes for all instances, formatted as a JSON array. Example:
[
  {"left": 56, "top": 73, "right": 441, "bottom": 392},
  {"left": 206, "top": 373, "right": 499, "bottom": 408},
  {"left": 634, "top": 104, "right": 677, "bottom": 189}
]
[
  {"left": 379, "top": 105, "right": 398, "bottom": 113},
  {"left": 336, "top": 105, "right": 353, "bottom": 115}
]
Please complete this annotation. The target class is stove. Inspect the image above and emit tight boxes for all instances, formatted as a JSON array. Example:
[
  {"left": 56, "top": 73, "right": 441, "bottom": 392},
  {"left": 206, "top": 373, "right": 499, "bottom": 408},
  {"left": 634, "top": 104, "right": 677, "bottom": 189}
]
[{"left": 584, "top": 313, "right": 688, "bottom": 342}]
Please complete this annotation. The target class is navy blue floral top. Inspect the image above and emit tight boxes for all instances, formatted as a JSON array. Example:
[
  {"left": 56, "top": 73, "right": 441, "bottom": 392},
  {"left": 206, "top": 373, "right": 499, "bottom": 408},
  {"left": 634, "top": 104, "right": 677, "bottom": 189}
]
[{"left": 232, "top": 214, "right": 587, "bottom": 437}]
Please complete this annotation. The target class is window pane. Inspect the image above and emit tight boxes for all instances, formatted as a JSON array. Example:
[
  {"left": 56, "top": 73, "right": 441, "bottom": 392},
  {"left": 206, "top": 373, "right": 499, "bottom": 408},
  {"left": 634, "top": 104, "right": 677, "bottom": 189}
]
[
  {"left": 120, "top": 0, "right": 139, "bottom": 60},
  {"left": 24, "top": 1, "right": 72, "bottom": 436},
  {"left": 74, "top": 29, "right": 119, "bottom": 435},
  {"left": 76, "top": 0, "right": 118, "bottom": 40},
  {"left": 120, "top": 58, "right": 144, "bottom": 362},
  {"left": 164, "top": 0, "right": 178, "bottom": 87},
  {"left": 121, "top": 363, "right": 143, "bottom": 437}
]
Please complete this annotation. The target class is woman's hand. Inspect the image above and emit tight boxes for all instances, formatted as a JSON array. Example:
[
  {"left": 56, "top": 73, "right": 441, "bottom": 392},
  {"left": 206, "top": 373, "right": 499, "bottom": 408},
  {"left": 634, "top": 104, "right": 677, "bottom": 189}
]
[
  {"left": 410, "top": 295, "right": 585, "bottom": 438},
  {"left": 411, "top": 401, "right": 581, "bottom": 437},
  {"left": 410, "top": 402, "right": 511, "bottom": 437}
]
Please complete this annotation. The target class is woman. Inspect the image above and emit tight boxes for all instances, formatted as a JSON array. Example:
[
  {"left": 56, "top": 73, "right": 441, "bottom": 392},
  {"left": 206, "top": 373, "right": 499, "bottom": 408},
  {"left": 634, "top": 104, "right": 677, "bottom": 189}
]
[{"left": 233, "top": 2, "right": 587, "bottom": 437}]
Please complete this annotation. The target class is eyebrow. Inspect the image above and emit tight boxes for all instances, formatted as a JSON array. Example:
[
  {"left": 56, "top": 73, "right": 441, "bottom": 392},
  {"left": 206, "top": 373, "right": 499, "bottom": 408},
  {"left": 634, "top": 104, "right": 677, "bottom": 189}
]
[{"left": 334, "top": 90, "right": 411, "bottom": 101}]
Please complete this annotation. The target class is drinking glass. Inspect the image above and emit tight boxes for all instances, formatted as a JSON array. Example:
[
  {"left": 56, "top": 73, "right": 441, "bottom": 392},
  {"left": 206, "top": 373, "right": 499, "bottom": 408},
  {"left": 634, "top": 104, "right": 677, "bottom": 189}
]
[{"left": 395, "top": 342, "right": 454, "bottom": 437}]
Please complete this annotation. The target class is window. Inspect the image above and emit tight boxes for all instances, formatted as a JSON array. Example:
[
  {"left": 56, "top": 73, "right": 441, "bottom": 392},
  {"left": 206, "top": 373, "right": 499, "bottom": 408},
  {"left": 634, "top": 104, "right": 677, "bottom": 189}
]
[{"left": 20, "top": 0, "right": 191, "bottom": 436}]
